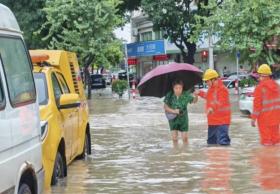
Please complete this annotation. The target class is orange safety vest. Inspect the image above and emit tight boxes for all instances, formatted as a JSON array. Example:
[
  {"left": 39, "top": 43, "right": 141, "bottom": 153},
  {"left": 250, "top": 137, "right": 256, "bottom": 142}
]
[
  {"left": 251, "top": 79, "right": 280, "bottom": 125},
  {"left": 199, "top": 80, "right": 231, "bottom": 125}
]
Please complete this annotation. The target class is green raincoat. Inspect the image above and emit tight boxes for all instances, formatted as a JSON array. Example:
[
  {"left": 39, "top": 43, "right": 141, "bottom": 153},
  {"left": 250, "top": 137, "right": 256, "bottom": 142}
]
[{"left": 164, "top": 91, "right": 194, "bottom": 132}]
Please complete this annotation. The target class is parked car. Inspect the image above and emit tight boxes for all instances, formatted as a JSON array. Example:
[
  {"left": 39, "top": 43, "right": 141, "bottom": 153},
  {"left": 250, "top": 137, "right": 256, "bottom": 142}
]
[
  {"left": 0, "top": 4, "right": 44, "bottom": 194},
  {"left": 221, "top": 72, "right": 248, "bottom": 80},
  {"left": 30, "top": 50, "right": 91, "bottom": 187},
  {"left": 103, "top": 73, "right": 112, "bottom": 85},
  {"left": 118, "top": 71, "right": 136, "bottom": 87},
  {"left": 222, "top": 79, "right": 236, "bottom": 89},
  {"left": 239, "top": 79, "right": 280, "bottom": 115},
  {"left": 91, "top": 74, "right": 106, "bottom": 89}
]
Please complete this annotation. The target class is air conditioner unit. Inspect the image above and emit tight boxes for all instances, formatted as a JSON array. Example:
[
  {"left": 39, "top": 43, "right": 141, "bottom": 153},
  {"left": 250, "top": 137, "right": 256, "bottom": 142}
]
[{"left": 132, "top": 28, "right": 138, "bottom": 36}]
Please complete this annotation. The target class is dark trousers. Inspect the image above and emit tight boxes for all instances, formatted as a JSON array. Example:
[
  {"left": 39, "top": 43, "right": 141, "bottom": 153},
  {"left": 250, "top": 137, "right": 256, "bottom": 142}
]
[{"left": 208, "top": 125, "right": 231, "bottom": 145}]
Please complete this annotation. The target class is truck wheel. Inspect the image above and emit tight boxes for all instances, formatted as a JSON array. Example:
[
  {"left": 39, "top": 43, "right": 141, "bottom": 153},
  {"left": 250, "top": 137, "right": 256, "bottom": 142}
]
[
  {"left": 51, "top": 152, "right": 65, "bottom": 185},
  {"left": 18, "top": 183, "right": 32, "bottom": 194},
  {"left": 77, "top": 131, "right": 91, "bottom": 159}
]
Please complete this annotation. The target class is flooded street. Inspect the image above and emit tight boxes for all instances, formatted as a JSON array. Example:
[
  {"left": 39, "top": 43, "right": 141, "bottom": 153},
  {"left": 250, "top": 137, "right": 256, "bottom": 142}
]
[{"left": 48, "top": 89, "right": 280, "bottom": 194}]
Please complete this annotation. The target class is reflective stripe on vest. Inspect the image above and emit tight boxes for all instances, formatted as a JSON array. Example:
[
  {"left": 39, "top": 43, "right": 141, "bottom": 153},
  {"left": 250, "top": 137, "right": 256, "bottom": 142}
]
[
  {"left": 261, "top": 105, "right": 280, "bottom": 113},
  {"left": 209, "top": 89, "right": 220, "bottom": 105},
  {"left": 217, "top": 106, "right": 231, "bottom": 112},
  {"left": 259, "top": 86, "right": 280, "bottom": 114},
  {"left": 252, "top": 111, "right": 260, "bottom": 117},
  {"left": 262, "top": 98, "right": 280, "bottom": 105}
]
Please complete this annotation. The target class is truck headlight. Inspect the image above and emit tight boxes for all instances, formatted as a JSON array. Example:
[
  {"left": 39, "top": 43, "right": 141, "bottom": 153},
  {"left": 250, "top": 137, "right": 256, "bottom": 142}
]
[{"left": 40, "top": 121, "right": 48, "bottom": 141}]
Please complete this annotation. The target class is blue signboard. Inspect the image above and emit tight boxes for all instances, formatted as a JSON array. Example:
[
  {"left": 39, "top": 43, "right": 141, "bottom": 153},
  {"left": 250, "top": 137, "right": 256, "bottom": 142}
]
[
  {"left": 127, "top": 40, "right": 166, "bottom": 57},
  {"left": 236, "top": 51, "right": 241, "bottom": 59}
]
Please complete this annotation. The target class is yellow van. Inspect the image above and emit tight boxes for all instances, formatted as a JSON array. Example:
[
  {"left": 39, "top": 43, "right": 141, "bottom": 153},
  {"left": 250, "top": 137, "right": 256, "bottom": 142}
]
[{"left": 30, "top": 50, "right": 91, "bottom": 188}]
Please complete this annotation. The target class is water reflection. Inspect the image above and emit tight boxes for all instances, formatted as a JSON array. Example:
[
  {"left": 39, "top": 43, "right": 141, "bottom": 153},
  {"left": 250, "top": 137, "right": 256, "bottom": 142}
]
[
  {"left": 252, "top": 146, "right": 280, "bottom": 191},
  {"left": 201, "top": 147, "right": 233, "bottom": 194}
]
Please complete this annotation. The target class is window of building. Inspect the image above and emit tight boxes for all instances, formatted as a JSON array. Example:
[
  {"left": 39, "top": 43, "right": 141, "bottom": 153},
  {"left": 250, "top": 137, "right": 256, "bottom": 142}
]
[
  {"left": 155, "top": 31, "right": 163, "bottom": 40},
  {"left": 141, "top": 31, "right": 153, "bottom": 41},
  {"left": 0, "top": 36, "right": 36, "bottom": 107}
]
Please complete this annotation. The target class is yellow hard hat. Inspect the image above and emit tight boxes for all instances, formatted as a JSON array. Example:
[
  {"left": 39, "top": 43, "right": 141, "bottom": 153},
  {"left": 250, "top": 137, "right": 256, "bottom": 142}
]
[
  {"left": 257, "top": 64, "right": 272, "bottom": 76},
  {"left": 203, "top": 69, "right": 219, "bottom": 81}
]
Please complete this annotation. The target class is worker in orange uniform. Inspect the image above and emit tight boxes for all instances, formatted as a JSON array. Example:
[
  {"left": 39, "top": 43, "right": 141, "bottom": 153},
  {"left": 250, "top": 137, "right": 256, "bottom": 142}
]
[
  {"left": 195, "top": 69, "right": 231, "bottom": 145},
  {"left": 251, "top": 64, "right": 280, "bottom": 145}
]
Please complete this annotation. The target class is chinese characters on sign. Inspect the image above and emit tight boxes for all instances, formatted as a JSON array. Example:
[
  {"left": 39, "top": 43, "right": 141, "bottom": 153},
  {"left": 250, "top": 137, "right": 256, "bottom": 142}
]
[{"left": 127, "top": 40, "right": 166, "bottom": 57}]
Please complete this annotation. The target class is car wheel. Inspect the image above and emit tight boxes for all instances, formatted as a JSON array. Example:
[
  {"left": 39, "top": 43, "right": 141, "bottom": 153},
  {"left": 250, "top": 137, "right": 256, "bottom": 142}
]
[
  {"left": 77, "top": 131, "right": 91, "bottom": 159},
  {"left": 51, "top": 152, "right": 65, "bottom": 185},
  {"left": 18, "top": 183, "right": 32, "bottom": 194}
]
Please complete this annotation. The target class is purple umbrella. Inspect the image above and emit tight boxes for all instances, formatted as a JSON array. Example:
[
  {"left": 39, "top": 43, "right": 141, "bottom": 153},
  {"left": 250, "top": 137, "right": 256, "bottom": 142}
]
[{"left": 138, "top": 62, "right": 203, "bottom": 98}]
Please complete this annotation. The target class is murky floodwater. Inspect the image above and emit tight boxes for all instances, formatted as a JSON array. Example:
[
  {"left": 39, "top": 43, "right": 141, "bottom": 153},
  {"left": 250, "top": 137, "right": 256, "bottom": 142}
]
[{"left": 47, "top": 89, "right": 280, "bottom": 194}]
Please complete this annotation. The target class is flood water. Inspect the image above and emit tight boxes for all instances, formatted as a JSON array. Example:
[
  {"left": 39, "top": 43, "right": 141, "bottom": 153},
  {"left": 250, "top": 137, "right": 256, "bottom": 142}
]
[{"left": 47, "top": 89, "right": 280, "bottom": 194}]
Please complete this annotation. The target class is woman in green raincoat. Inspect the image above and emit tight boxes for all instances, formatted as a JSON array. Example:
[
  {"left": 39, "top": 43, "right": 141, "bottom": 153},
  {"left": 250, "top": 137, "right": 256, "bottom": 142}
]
[{"left": 164, "top": 80, "right": 198, "bottom": 145}]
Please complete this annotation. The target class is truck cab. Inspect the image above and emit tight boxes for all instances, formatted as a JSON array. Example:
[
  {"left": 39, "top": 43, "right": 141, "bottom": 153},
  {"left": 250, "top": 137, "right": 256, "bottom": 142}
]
[
  {"left": 30, "top": 50, "right": 91, "bottom": 188},
  {"left": 0, "top": 4, "right": 44, "bottom": 194}
]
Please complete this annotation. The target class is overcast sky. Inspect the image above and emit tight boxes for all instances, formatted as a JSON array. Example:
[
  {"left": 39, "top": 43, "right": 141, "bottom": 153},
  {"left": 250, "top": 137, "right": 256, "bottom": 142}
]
[{"left": 114, "top": 23, "right": 131, "bottom": 43}]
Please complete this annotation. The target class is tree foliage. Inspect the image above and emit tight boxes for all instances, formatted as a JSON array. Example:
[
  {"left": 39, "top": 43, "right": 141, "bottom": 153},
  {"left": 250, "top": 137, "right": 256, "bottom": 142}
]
[
  {"left": 41, "top": 0, "right": 123, "bottom": 98},
  {"left": 41, "top": 0, "right": 122, "bottom": 62},
  {"left": 141, "top": 0, "right": 208, "bottom": 64},
  {"left": 2, "top": 0, "right": 48, "bottom": 48},
  {"left": 193, "top": 0, "right": 280, "bottom": 65},
  {"left": 94, "top": 38, "right": 124, "bottom": 69},
  {"left": 117, "top": 0, "right": 141, "bottom": 16}
]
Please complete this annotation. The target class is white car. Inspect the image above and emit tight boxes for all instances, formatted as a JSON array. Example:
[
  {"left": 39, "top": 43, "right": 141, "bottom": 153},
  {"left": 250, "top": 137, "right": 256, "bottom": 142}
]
[
  {"left": 0, "top": 4, "right": 44, "bottom": 194},
  {"left": 239, "top": 79, "right": 280, "bottom": 115},
  {"left": 103, "top": 73, "right": 112, "bottom": 85}
]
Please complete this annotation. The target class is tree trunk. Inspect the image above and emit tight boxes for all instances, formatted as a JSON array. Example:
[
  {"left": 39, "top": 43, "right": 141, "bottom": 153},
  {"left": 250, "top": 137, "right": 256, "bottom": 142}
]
[
  {"left": 83, "top": 54, "right": 94, "bottom": 99},
  {"left": 184, "top": 41, "right": 196, "bottom": 64},
  {"left": 174, "top": 39, "right": 196, "bottom": 64}
]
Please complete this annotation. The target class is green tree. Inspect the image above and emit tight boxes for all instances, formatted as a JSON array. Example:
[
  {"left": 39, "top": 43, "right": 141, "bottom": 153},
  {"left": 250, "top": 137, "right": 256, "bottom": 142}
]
[
  {"left": 41, "top": 0, "right": 123, "bottom": 98},
  {"left": 141, "top": 0, "right": 208, "bottom": 64},
  {"left": 194, "top": 0, "right": 280, "bottom": 66},
  {"left": 94, "top": 38, "right": 124, "bottom": 69},
  {"left": 2, "top": 0, "right": 48, "bottom": 48},
  {"left": 117, "top": 0, "right": 141, "bottom": 15}
]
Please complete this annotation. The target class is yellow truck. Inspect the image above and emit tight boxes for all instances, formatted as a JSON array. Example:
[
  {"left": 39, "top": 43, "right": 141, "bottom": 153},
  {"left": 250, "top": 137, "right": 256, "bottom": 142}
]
[{"left": 30, "top": 50, "right": 91, "bottom": 188}]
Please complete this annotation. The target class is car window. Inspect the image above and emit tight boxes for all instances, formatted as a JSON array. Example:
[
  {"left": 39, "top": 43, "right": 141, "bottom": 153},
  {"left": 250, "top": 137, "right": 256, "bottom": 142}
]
[
  {"left": 34, "top": 73, "right": 48, "bottom": 106},
  {"left": 92, "top": 74, "right": 102, "bottom": 78},
  {"left": 55, "top": 73, "right": 70, "bottom": 94},
  {"left": 51, "top": 73, "right": 62, "bottom": 101},
  {"left": 0, "top": 36, "right": 36, "bottom": 107},
  {"left": 0, "top": 75, "right": 5, "bottom": 110}
]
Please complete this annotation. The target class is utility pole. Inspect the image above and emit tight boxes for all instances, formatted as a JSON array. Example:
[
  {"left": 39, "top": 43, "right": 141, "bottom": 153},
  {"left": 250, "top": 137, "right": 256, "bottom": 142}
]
[
  {"left": 208, "top": 35, "right": 214, "bottom": 69},
  {"left": 236, "top": 51, "right": 240, "bottom": 95},
  {"left": 124, "top": 44, "right": 131, "bottom": 99}
]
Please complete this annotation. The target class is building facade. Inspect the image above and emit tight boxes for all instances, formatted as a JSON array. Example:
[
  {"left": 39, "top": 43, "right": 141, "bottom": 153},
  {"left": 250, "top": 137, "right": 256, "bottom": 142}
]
[{"left": 129, "top": 11, "right": 249, "bottom": 79}]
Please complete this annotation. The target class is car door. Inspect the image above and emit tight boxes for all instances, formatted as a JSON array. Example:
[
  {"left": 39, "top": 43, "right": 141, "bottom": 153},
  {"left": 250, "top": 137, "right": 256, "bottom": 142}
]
[
  {"left": 51, "top": 73, "right": 74, "bottom": 162},
  {"left": 0, "top": 70, "right": 13, "bottom": 190},
  {"left": 55, "top": 72, "right": 79, "bottom": 158}
]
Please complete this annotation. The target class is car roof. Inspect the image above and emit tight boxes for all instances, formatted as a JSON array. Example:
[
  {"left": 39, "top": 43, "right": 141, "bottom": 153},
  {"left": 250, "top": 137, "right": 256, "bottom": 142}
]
[
  {"left": 30, "top": 50, "right": 71, "bottom": 66},
  {"left": 0, "top": 4, "right": 21, "bottom": 33}
]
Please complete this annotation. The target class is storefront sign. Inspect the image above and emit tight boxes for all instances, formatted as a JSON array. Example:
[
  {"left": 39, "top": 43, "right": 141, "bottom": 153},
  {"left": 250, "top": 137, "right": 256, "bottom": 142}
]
[
  {"left": 128, "top": 58, "right": 138, "bottom": 65},
  {"left": 127, "top": 40, "right": 165, "bottom": 57}
]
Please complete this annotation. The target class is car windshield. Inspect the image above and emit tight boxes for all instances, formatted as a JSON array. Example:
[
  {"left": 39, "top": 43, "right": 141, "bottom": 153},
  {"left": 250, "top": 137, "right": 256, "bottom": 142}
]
[
  {"left": 92, "top": 74, "right": 102, "bottom": 78},
  {"left": 34, "top": 73, "right": 48, "bottom": 106}
]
